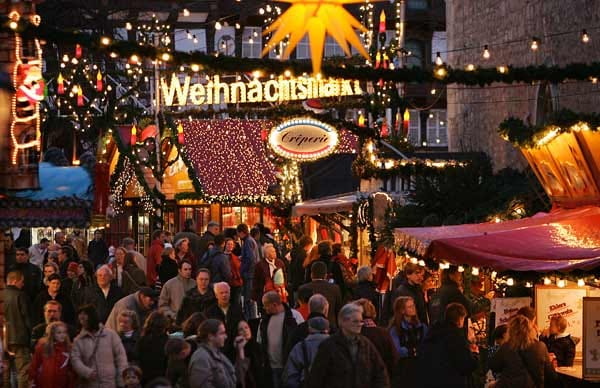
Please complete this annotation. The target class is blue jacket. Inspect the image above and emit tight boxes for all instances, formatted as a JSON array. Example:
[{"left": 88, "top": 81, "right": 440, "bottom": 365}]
[
  {"left": 240, "top": 236, "right": 258, "bottom": 279},
  {"left": 283, "top": 333, "right": 330, "bottom": 388},
  {"left": 389, "top": 320, "right": 427, "bottom": 358}
]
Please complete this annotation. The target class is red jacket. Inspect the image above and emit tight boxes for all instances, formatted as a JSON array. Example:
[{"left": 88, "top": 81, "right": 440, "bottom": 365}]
[
  {"left": 252, "top": 258, "right": 285, "bottom": 301},
  {"left": 29, "top": 341, "right": 75, "bottom": 388},
  {"left": 147, "top": 239, "right": 164, "bottom": 285},
  {"left": 229, "top": 252, "right": 243, "bottom": 288}
]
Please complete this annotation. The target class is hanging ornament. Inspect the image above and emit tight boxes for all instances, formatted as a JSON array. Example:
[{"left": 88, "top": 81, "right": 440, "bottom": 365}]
[
  {"left": 403, "top": 109, "right": 410, "bottom": 134},
  {"left": 75, "top": 44, "right": 82, "bottom": 59},
  {"left": 96, "top": 70, "right": 103, "bottom": 92},
  {"left": 57, "top": 73, "right": 64, "bottom": 95},
  {"left": 177, "top": 123, "right": 184, "bottom": 144},
  {"left": 131, "top": 124, "right": 137, "bottom": 146},
  {"left": 378, "top": 10, "right": 386, "bottom": 34},
  {"left": 262, "top": 0, "right": 369, "bottom": 74},
  {"left": 76, "top": 85, "right": 84, "bottom": 106}
]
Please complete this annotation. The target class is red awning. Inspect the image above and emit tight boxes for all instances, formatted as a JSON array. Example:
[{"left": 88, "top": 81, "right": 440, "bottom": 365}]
[{"left": 395, "top": 206, "right": 600, "bottom": 272}]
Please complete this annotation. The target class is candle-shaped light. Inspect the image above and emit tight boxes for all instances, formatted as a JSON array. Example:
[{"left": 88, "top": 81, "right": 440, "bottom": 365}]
[
  {"left": 358, "top": 113, "right": 366, "bottom": 127},
  {"left": 177, "top": 123, "right": 184, "bottom": 144},
  {"left": 381, "top": 121, "right": 388, "bottom": 137},
  {"left": 379, "top": 10, "right": 386, "bottom": 34},
  {"left": 76, "top": 85, "right": 84, "bottom": 106},
  {"left": 96, "top": 70, "right": 103, "bottom": 92},
  {"left": 75, "top": 44, "right": 82, "bottom": 59},
  {"left": 131, "top": 124, "right": 137, "bottom": 146},
  {"left": 403, "top": 109, "right": 410, "bottom": 134},
  {"left": 375, "top": 52, "right": 381, "bottom": 69},
  {"left": 57, "top": 73, "right": 65, "bottom": 95}
]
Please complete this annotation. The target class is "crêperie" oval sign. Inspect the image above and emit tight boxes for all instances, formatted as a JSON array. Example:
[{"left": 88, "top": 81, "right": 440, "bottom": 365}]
[{"left": 269, "top": 118, "right": 338, "bottom": 161}]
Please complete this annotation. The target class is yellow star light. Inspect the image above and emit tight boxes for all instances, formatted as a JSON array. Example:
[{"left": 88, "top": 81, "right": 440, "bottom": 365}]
[{"left": 262, "top": 0, "right": 371, "bottom": 74}]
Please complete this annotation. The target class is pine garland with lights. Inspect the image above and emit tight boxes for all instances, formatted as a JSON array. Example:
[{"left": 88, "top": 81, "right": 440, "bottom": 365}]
[
  {"left": 5, "top": 16, "right": 600, "bottom": 86},
  {"left": 498, "top": 109, "right": 600, "bottom": 148}
]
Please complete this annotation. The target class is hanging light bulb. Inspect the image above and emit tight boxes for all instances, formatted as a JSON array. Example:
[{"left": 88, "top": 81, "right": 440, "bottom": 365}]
[
  {"left": 482, "top": 44, "right": 490, "bottom": 59},
  {"left": 410, "top": 257, "right": 418, "bottom": 264},
  {"left": 458, "top": 266, "right": 464, "bottom": 273},
  {"left": 465, "top": 63, "right": 475, "bottom": 71},
  {"left": 471, "top": 267, "right": 479, "bottom": 276},
  {"left": 435, "top": 52, "right": 443, "bottom": 66},
  {"left": 530, "top": 37, "right": 539, "bottom": 51},
  {"left": 506, "top": 278, "right": 514, "bottom": 286},
  {"left": 183, "top": 8, "right": 190, "bottom": 17},
  {"left": 525, "top": 282, "right": 533, "bottom": 288},
  {"left": 543, "top": 277, "right": 552, "bottom": 285},
  {"left": 418, "top": 260, "right": 426, "bottom": 267},
  {"left": 582, "top": 29, "right": 590, "bottom": 43},
  {"left": 215, "top": 21, "right": 222, "bottom": 30},
  {"left": 125, "top": 22, "right": 132, "bottom": 30},
  {"left": 578, "top": 278, "right": 585, "bottom": 287},
  {"left": 557, "top": 279, "right": 566, "bottom": 288},
  {"left": 193, "top": 35, "right": 198, "bottom": 44},
  {"left": 497, "top": 65, "right": 508, "bottom": 74}
]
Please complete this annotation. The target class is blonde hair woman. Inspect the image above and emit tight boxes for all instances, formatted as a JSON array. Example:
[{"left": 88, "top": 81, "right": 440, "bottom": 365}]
[
  {"left": 489, "top": 315, "right": 556, "bottom": 388},
  {"left": 29, "top": 321, "right": 75, "bottom": 388}
]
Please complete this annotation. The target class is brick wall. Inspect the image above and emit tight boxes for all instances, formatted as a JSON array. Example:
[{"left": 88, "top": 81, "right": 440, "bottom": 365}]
[{"left": 446, "top": 0, "right": 600, "bottom": 171}]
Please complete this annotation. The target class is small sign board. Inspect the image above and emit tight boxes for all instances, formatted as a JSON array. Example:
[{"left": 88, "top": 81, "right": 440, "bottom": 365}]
[{"left": 269, "top": 118, "right": 338, "bottom": 161}]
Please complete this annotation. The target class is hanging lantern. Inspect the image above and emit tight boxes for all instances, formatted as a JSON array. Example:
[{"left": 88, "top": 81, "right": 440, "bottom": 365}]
[
  {"left": 177, "top": 123, "right": 184, "bottom": 144},
  {"left": 403, "top": 109, "right": 410, "bottom": 134},
  {"left": 358, "top": 114, "right": 366, "bottom": 127},
  {"left": 379, "top": 10, "right": 386, "bottom": 34},
  {"left": 96, "top": 70, "right": 103, "bottom": 92},
  {"left": 130, "top": 124, "right": 137, "bottom": 146},
  {"left": 75, "top": 44, "right": 82, "bottom": 59},
  {"left": 76, "top": 85, "right": 84, "bottom": 106},
  {"left": 57, "top": 73, "right": 64, "bottom": 95}
]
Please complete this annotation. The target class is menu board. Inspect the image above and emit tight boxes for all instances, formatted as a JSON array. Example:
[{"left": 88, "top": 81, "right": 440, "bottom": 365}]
[
  {"left": 535, "top": 285, "right": 587, "bottom": 354},
  {"left": 583, "top": 297, "right": 600, "bottom": 380},
  {"left": 491, "top": 297, "right": 532, "bottom": 326}
]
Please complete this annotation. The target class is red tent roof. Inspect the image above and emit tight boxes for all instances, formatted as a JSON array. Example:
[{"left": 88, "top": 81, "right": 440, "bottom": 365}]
[{"left": 395, "top": 206, "right": 600, "bottom": 272}]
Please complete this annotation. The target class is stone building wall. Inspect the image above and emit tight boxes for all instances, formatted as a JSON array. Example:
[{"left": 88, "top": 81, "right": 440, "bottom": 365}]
[{"left": 446, "top": 0, "right": 600, "bottom": 171}]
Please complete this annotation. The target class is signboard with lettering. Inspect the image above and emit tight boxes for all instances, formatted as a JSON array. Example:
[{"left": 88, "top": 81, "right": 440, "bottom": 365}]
[
  {"left": 583, "top": 297, "right": 600, "bottom": 379},
  {"left": 491, "top": 297, "right": 532, "bottom": 326},
  {"left": 269, "top": 118, "right": 339, "bottom": 161},
  {"left": 536, "top": 285, "right": 587, "bottom": 355}
]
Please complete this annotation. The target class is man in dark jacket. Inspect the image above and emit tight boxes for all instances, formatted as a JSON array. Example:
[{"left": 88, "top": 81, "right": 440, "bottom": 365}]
[
  {"left": 8, "top": 247, "right": 42, "bottom": 302},
  {"left": 306, "top": 303, "right": 390, "bottom": 388},
  {"left": 32, "top": 274, "right": 75, "bottom": 326},
  {"left": 288, "top": 236, "right": 312, "bottom": 298},
  {"left": 204, "top": 282, "right": 244, "bottom": 359},
  {"left": 198, "top": 220, "right": 220, "bottom": 261},
  {"left": 30, "top": 300, "right": 77, "bottom": 350},
  {"left": 79, "top": 265, "right": 124, "bottom": 323},
  {"left": 298, "top": 261, "right": 342, "bottom": 326},
  {"left": 87, "top": 229, "right": 109, "bottom": 269},
  {"left": 386, "top": 262, "right": 427, "bottom": 325},
  {"left": 176, "top": 268, "right": 216, "bottom": 325},
  {"left": 285, "top": 293, "right": 329, "bottom": 357},
  {"left": 351, "top": 265, "right": 380, "bottom": 321},
  {"left": 430, "top": 266, "right": 473, "bottom": 326},
  {"left": 238, "top": 223, "right": 259, "bottom": 318},
  {"left": 4, "top": 270, "right": 32, "bottom": 388},
  {"left": 174, "top": 218, "right": 206, "bottom": 261},
  {"left": 258, "top": 291, "right": 303, "bottom": 388},
  {"left": 417, "top": 303, "right": 479, "bottom": 388},
  {"left": 199, "top": 234, "right": 231, "bottom": 283}
]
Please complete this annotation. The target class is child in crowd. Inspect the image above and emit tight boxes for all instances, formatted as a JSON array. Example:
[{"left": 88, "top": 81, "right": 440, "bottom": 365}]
[
  {"left": 541, "top": 315, "right": 576, "bottom": 367},
  {"left": 29, "top": 321, "right": 75, "bottom": 388},
  {"left": 123, "top": 365, "right": 143, "bottom": 388}
]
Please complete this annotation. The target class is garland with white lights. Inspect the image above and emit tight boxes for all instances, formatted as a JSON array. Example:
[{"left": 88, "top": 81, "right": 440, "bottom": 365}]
[{"left": 498, "top": 109, "right": 600, "bottom": 148}]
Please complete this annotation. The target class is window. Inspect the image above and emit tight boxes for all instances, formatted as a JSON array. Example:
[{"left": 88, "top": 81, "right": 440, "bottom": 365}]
[
  {"left": 175, "top": 29, "right": 207, "bottom": 53},
  {"left": 221, "top": 207, "right": 261, "bottom": 229},
  {"left": 178, "top": 207, "right": 211, "bottom": 233},
  {"left": 407, "top": 109, "right": 421, "bottom": 146},
  {"left": 426, "top": 110, "right": 448, "bottom": 146},
  {"left": 215, "top": 27, "right": 236, "bottom": 56},
  {"left": 404, "top": 40, "right": 424, "bottom": 68},
  {"left": 431, "top": 31, "right": 447, "bottom": 64},
  {"left": 324, "top": 36, "right": 345, "bottom": 57},
  {"left": 242, "top": 27, "right": 262, "bottom": 58},
  {"left": 407, "top": 0, "right": 428, "bottom": 10},
  {"left": 137, "top": 213, "right": 151, "bottom": 255},
  {"left": 295, "top": 36, "right": 310, "bottom": 59}
]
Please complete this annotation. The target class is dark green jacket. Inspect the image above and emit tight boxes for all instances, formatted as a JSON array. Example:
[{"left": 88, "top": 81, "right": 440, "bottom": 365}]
[{"left": 4, "top": 285, "right": 32, "bottom": 346}]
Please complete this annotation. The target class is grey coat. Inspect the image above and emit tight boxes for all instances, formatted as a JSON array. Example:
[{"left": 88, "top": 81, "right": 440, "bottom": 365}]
[
  {"left": 158, "top": 275, "right": 195, "bottom": 319},
  {"left": 283, "top": 333, "right": 330, "bottom": 388},
  {"left": 189, "top": 343, "right": 237, "bottom": 388},
  {"left": 3, "top": 285, "right": 32, "bottom": 346},
  {"left": 104, "top": 291, "right": 152, "bottom": 331}
]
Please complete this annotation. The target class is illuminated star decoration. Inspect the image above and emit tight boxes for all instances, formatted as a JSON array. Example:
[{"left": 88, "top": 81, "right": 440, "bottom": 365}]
[{"left": 262, "top": 0, "right": 371, "bottom": 74}]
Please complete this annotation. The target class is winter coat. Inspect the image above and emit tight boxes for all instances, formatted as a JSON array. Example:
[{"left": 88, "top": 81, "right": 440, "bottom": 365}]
[
  {"left": 228, "top": 252, "right": 243, "bottom": 288},
  {"left": 389, "top": 319, "right": 427, "bottom": 358},
  {"left": 29, "top": 341, "right": 75, "bottom": 388},
  {"left": 31, "top": 323, "right": 77, "bottom": 351},
  {"left": 540, "top": 333, "right": 576, "bottom": 367},
  {"left": 136, "top": 333, "right": 169, "bottom": 384},
  {"left": 79, "top": 283, "right": 124, "bottom": 323},
  {"left": 199, "top": 246, "right": 232, "bottom": 283},
  {"left": 119, "top": 330, "right": 140, "bottom": 362},
  {"left": 158, "top": 257, "right": 179, "bottom": 285},
  {"left": 283, "top": 333, "right": 329, "bottom": 388},
  {"left": 416, "top": 321, "right": 478, "bottom": 388},
  {"left": 4, "top": 285, "right": 32, "bottom": 346},
  {"left": 352, "top": 281, "right": 380, "bottom": 320},
  {"left": 8, "top": 261, "right": 42, "bottom": 302},
  {"left": 252, "top": 258, "right": 286, "bottom": 301},
  {"left": 176, "top": 287, "right": 216, "bottom": 325},
  {"left": 71, "top": 326, "right": 128, "bottom": 388},
  {"left": 306, "top": 332, "right": 390, "bottom": 388},
  {"left": 189, "top": 343, "right": 237, "bottom": 388},
  {"left": 197, "top": 230, "right": 217, "bottom": 262},
  {"left": 429, "top": 280, "right": 472, "bottom": 325},
  {"left": 288, "top": 246, "right": 307, "bottom": 292},
  {"left": 240, "top": 235, "right": 259, "bottom": 280},
  {"left": 362, "top": 324, "right": 398, "bottom": 377},
  {"left": 112, "top": 263, "right": 146, "bottom": 296},
  {"left": 284, "top": 312, "right": 328, "bottom": 358},
  {"left": 490, "top": 341, "right": 557, "bottom": 388},
  {"left": 32, "top": 290, "right": 76, "bottom": 326},
  {"left": 104, "top": 291, "right": 152, "bottom": 332},
  {"left": 204, "top": 302, "right": 244, "bottom": 358},
  {"left": 298, "top": 280, "right": 342, "bottom": 326},
  {"left": 87, "top": 239, "right": 108, "bottom": 268},
  {"left": 388, "top": 281, "right": 428, "bottom": 325},
  {"left": 147, "top": 239, "right": 164, "bottom": 285},
  {"left": 159, "top": 275, "right": 196, "bottom": 319}
]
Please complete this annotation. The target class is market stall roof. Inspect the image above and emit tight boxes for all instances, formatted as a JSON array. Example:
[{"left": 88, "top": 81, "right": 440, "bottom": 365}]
[
  {"left": 292, "top": 192, "right": 361, "bottom": 216},
  {"left": 0, "top": 162, "right": 93, "bottom": 228},
  {"left": 395, "top": 206, "right": 600, "bottom": 272}
]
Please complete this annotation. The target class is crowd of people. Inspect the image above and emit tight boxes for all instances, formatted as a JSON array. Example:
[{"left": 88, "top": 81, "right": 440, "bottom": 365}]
[{"left": 2, "top": 222, "right": 570, "bottom": 388}]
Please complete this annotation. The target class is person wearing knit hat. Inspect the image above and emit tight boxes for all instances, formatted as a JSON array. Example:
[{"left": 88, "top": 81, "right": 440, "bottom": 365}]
[{"left": 283, "top": 316, "right": 331, "bottom": 388}]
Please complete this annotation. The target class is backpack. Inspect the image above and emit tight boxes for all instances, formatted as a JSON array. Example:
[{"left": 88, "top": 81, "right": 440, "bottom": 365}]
[{"left": 197, "top": 249, "right": 216, "bottom": 272}]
